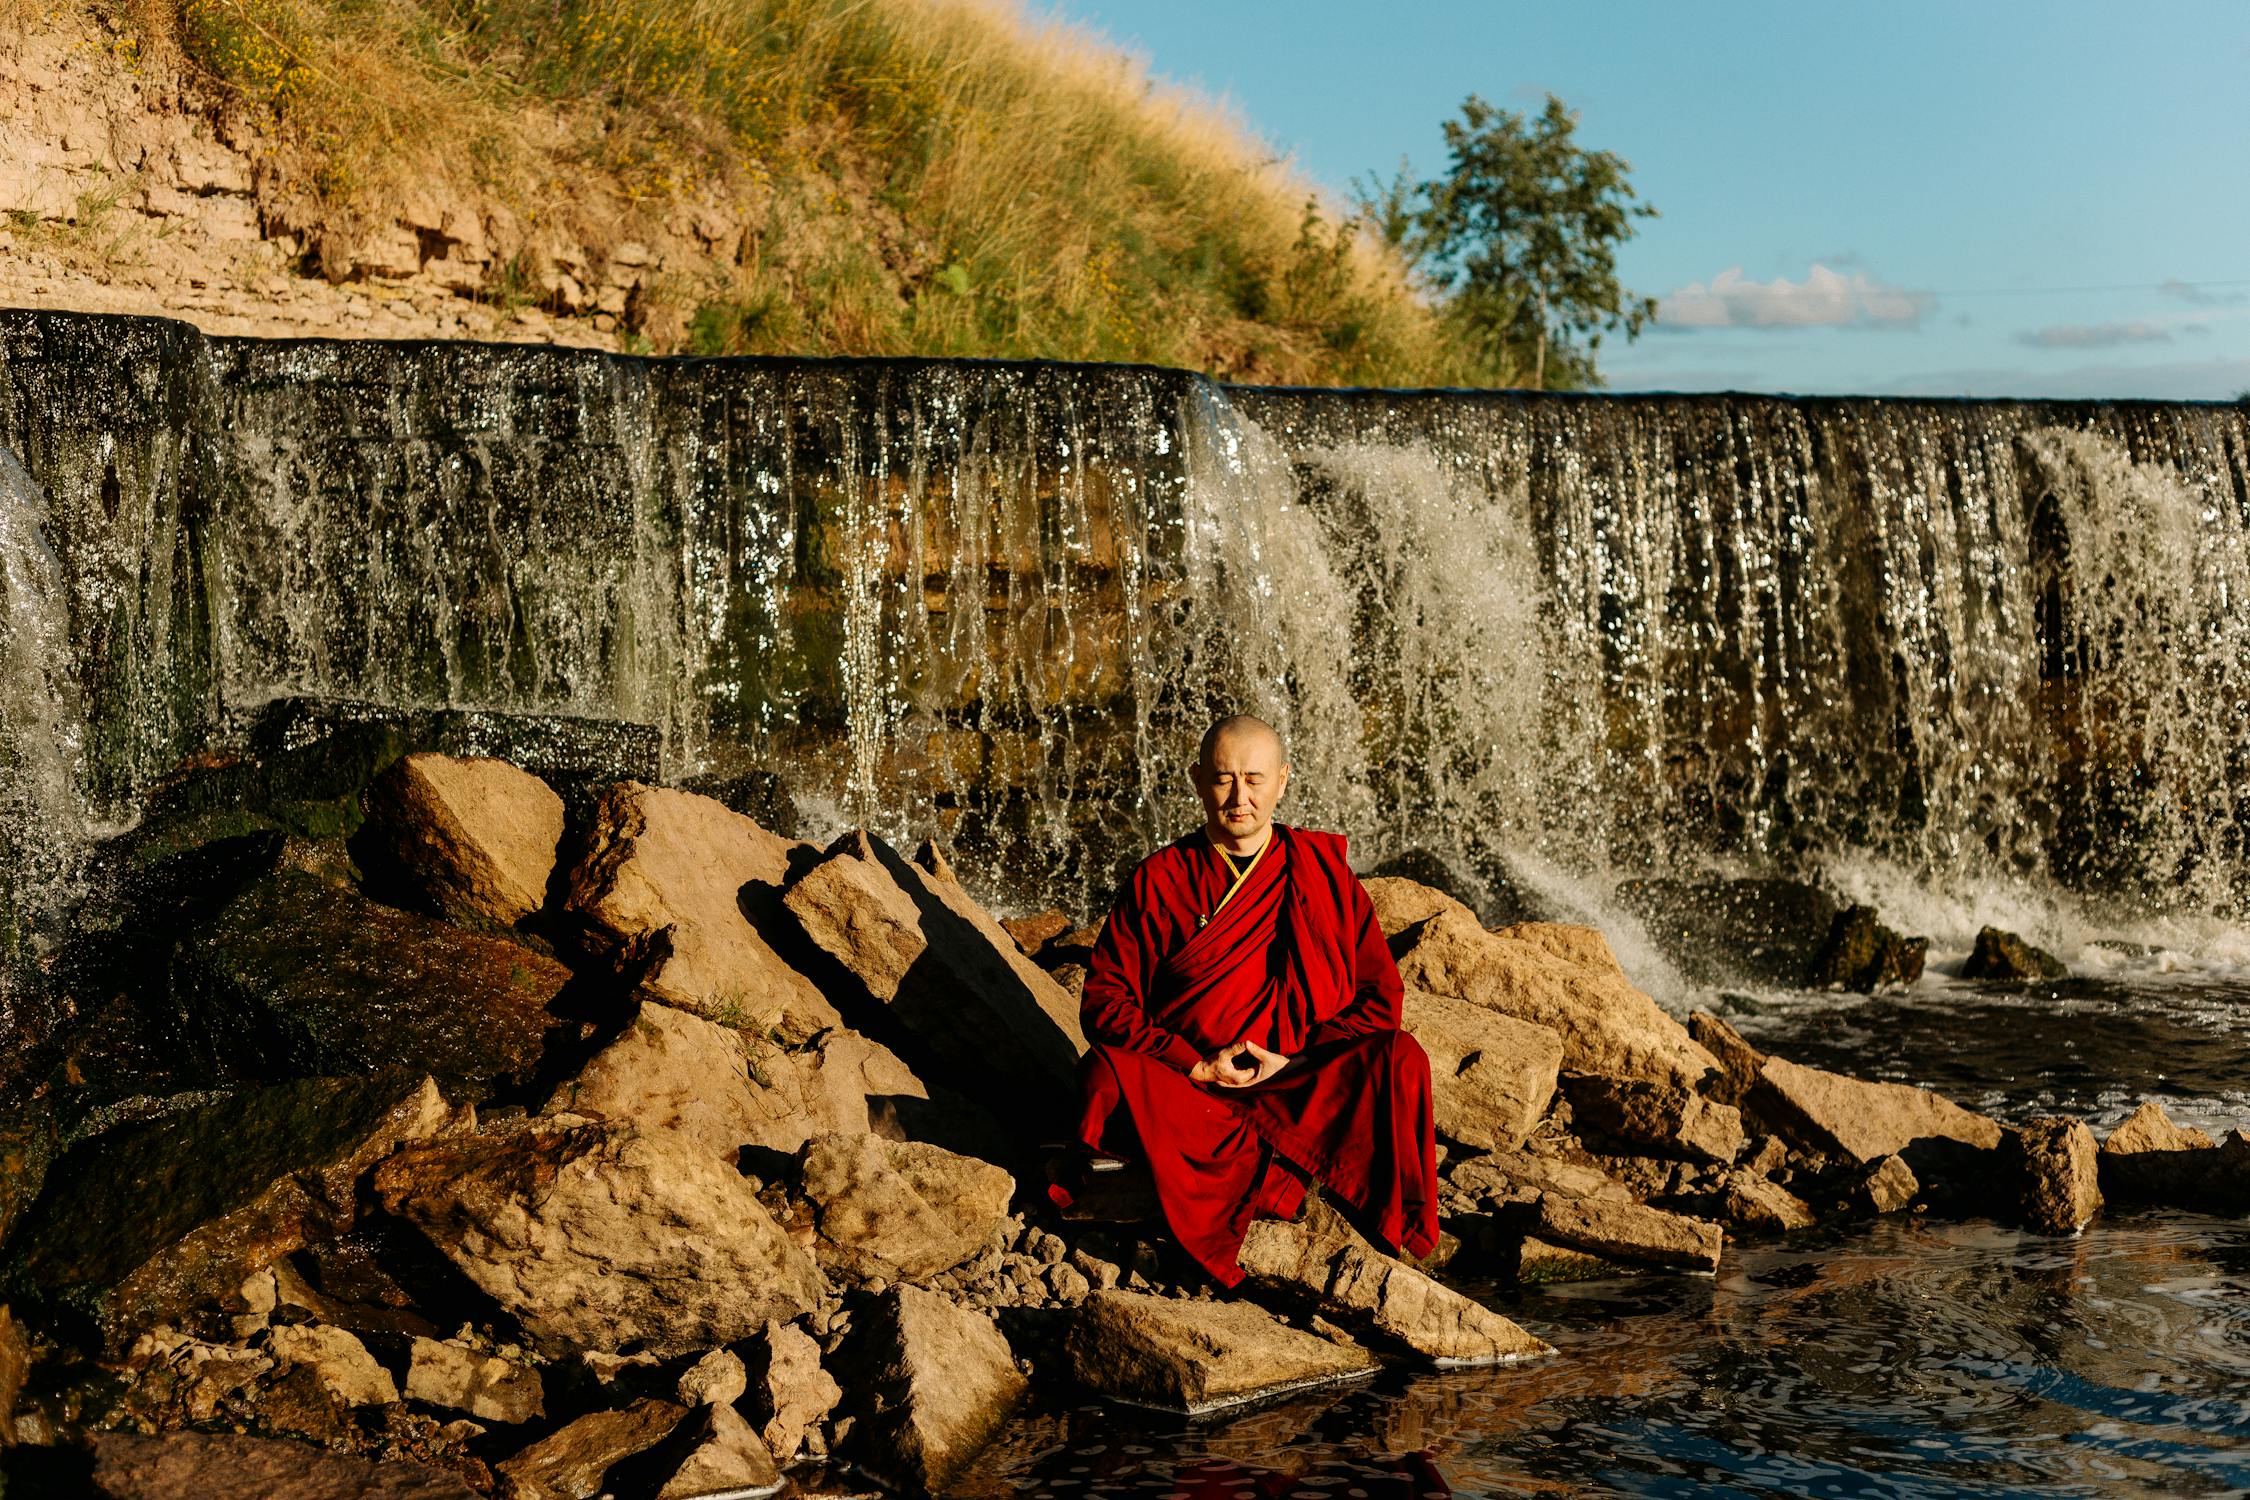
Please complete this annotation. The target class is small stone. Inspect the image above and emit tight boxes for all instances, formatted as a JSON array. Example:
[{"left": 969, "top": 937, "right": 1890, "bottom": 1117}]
[
  {"left": 676, "top": 1348, "right": 748, "bottom": 1408},
  {"left": 1858, "top": 1154, "right": 1918, "bottom": 1214},
  {"left": 2011, "top": 1116, "right": 2102, "bottom": 1234},
  {"left": 265, "top": 1324, "right": 398, "bottom": 1407},
  {"left": 406, "top": 1336, "right": 545, "bottom": 1424},
  {"left": 1045, "top": 1263, "right": 1091, "bottom": 1303}
]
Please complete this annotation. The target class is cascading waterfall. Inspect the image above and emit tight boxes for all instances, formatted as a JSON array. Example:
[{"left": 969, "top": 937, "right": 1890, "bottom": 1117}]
[
  {"left": 2, "top": 309, "right": 2247, "bottom": 975},
  {"left": 0, "top": 445, "right": 93, "bottom": 944}
]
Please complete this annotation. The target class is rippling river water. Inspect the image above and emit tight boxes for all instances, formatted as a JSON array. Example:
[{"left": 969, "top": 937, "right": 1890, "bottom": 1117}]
[{"left": 958, "top": 974, "right": 2250, "bottom": 1500}]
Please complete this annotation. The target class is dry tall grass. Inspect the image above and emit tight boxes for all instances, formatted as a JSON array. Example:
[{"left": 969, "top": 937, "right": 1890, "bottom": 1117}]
[{"left": 136, "top": 0, "right": 1493, "bottom": 383}]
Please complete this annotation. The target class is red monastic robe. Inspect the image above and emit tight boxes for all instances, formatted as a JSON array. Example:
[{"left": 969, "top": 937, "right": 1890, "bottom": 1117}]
[{"left": 1056, "top": 823, "right": 1439, "bottom": 1286}]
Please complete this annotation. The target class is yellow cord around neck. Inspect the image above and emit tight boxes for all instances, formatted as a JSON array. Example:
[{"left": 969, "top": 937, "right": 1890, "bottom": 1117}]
[{"left": 1202, "top": 829, "right": 1273, "bottom": 928}]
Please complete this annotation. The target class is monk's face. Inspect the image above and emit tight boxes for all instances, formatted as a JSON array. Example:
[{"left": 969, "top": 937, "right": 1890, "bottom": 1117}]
[{"left": 1192, "top": 727, "right": 1289, "bottom": 849}]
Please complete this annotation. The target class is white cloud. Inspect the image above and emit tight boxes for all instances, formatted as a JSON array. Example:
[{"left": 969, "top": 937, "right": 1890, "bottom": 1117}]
[
  {"left": 2159, "top": 278, "right": 2247, "bottom": 308},
  {"left": 2016, "top": 321, "right": 2173, "bottom": 349},
  {"left": 1658, "top": 263, "right": 1933, "bottom": 330}
]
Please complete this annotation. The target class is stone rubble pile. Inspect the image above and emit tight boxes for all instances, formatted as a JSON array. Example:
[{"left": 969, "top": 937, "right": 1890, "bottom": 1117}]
[{"left": 0, "top": 744, "right": 2238, "bottom": 1498}]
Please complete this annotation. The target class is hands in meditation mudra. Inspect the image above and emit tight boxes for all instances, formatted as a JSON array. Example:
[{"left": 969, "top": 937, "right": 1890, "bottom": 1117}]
[{"left": 1050, "top": 714, "right": 1440, "bottom": 1287}]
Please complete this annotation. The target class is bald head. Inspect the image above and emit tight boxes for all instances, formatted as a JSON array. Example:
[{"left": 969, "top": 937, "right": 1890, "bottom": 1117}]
[
  {"left": 1196, "top": 714, "right": 1283, "bottom": 770},
  {"left": 1191, "top": 715, "right": 1289, "bottom": 853}
]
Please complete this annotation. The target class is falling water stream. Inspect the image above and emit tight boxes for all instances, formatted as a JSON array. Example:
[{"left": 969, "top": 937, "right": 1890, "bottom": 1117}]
[{"left": 3, "top": 309, "right": 2248, "bottom": 1495}]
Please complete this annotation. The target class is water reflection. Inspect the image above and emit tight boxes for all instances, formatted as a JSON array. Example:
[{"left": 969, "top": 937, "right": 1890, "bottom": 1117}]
[{"left": 959, "top": 1217, "right": 2250, "bottom": 1499}]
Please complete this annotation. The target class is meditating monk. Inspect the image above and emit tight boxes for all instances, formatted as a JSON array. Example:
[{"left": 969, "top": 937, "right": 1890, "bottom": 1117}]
[{"left": 1056, "top": 714, "right": 1439, "bottom": 1286}]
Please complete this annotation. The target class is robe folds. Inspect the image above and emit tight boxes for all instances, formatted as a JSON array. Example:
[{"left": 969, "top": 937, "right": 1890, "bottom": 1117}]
[{"left": 1056, "top": 823, "right": 1439, "bottom": 1286}]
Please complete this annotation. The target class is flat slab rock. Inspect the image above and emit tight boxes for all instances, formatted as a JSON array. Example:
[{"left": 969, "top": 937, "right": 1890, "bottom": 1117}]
[
  {"left": 1237, "top": 1209, "right": 1551, "bottom": 1365},
  {"left": 1755, "top": 1056, "right": 2002, "bottom": 1165},
  {"left": 173, "top": 870, "right": 571, "bottom": 1093},
  {"left": 1066, "top": 1289, "right": 1377, "bottom": 1414},
  {"left": 1532, "top": 1194, "right": 1724, "bottom": 1273},
  {"left": 6, "top": 1073, "right": 446, "bottom": 1347},
  {"left": 91, "top": 1430, "right": 479, "bottom": 1500},
  {"left": 1562, "top": 1072, "right": 1745, "bottom": 1163},
  {"left": 496, "top": 1398, "right": 688, "bottom": 1500},
  {"left": 374, "top": 1121, "right": 824, "bottom": 1358}
]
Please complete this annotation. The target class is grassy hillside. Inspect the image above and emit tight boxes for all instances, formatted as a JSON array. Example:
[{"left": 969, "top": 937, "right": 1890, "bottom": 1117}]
[{"left": 137, "top": 0, "right": 1494, "bottom": 384}]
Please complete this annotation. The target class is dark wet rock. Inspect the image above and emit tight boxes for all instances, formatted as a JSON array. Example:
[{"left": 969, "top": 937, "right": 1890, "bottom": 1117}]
[
  {"left": 782, "top": 830, "right": 1086, "bottom": 1125},
  {"left": 91, "top": 1429, "right": 481, "bottom": 1500},
  {"left": 6, "top": 1072, "right": 445, "bottom": 1348},
  {"left": 172, "top": 871, "right": 572, "bottom": 1095},
  {"left": 1962, "top": 926, "right": 2068, "bottom": 982},
  {"left": 373, "top": 1121, "right": 824, "bottom": 1359},
  {"left": 0, "top": 1100, "right": 58, "bottom": 1256},
  {"left": 797, "top": 1133, "right": 1015, "bottom": 1283},
  {"left": 671, "top": 770, "right": 799, "bottom": 840},
  {"left": 1404, "top": 990, "right": 1562, "bottom": 1152},
  {"left": 2009, "top": 1117, "right": 2102, "bottom": 1233},
  {"left": 1236, "top": 1199, "right": 1550, "bottom": 1365},
  {"left": 1615, "top": 877, "right": 1842, "bottom": 988},
  {"left": 1066, "top": 1289, "right": 1376, "bottom": 1413},
  {"left": 1686, "top": 1010, "right": 1766, "bottom": 1109},
  {"left": 1753, "top": 1056, "right": 2002, "bottom": 1166},
  {"left": 0, "top": 1304, "right": 28, "bottom": 1440},
  {"left": 1809, "top": 905, "right": 1927, "bottom": 991},
  {"left": 357, "top": 753, "right": 565, "bottom": 930},
  {"left": 404, "top": 1336, "right": 543, "bottom": 1424},
  {"left": 1561, "top": 1072, "right": 1745, "bottom": 1164},
  {"left": 832, "top": 1285, "right": 1026, "bottom": 1493},
  {"left": 495, "top": 1398, "right": 688, "bottom": 1500},
  {"left": 1530, "top": 1195, "right": 1723, "bottom": 1273}
]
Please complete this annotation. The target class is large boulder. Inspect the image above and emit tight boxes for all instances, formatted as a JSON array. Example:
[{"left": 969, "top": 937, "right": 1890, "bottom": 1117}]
[
  {"left": 359, "top": 753, "right": 564, "bottom": 929},
  {"left": 1561, "top": 1073, "right": 1745, "bottom": 1163},
  {"left": 6, "top": 1073, "right": 446, "bottom": 1348},
  {"left": 1530, "top": 1195, "right": 1724, "bottom": 1273},
  {"left": 782, "top": 830, "right": 1085, "bottom": 1122},
  {"left": 833, "top": 1285, "right": 1026, "bottom": 1493},
  {"left": 2009, "top": 1117, "right": 2102, "bottom": 1234},
  {"left": 1809, "top": 906, "right": 1926, "bottom": 991},
  {"left": 373, "top": 1122, "right": 824, "bottom": 1358},
  {"left": 1685, "top": 1010, "right": 1766, "bottom": 1108},
  {"left": 91, "top": 1431, "right": 480, "bottom": 1500},
  {"left": 1065, "top": 1289, "right": 1377, "bottom": 1414},
  {"left": 550, "top": 1002, "right": 937, "bottom": 1166},
  {"left": 560, "top": 783, "right": 838, "bottom": 1042},
  {"left": 1392, "top": 908, "right": 1716, "bottom": 1091},
  {"left": 1754, "top": 1057, "right": 2002, "bottom": 1165},
  {"left": 495, "top": 1399, "right": 688, "bottom": 1500},
  {"left": 172, "top": 873, "right": 572, "bottom": 1095},
  {"left": 1236, "top": 1205, "right": 1551, "bottom": 1365},
  {"left": 1962, "top": 926, "right": 2067, "bottom": 982},
  {"left": 797, "top": 1133, "right": 1014, "bottom": 1283},
  {"left": 1363, "top": 876, "right": 1476, "bottom": 939},
  {"left": 1402, "top": 991, "right": 1562, "bottom": 1152}
]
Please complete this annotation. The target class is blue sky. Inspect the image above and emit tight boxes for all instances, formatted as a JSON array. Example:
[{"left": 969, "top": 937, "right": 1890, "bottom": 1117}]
[{"left": 1045, "top": 1, "right": 2250, "bottom": 398}]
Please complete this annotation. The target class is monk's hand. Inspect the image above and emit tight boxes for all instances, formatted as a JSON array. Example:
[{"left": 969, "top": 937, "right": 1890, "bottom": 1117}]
[
  {"left": 1192, "top": 1044, "right": 1260, "bottom": 1088},
  {"left": 1232, "top": 1040, "right": 1291, "bottom": 1086}
]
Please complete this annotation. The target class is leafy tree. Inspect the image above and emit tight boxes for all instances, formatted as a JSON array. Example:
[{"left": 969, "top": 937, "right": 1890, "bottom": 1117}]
[{"left": 1362, "top": 94, "right": 1657, "bottom": 389}]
